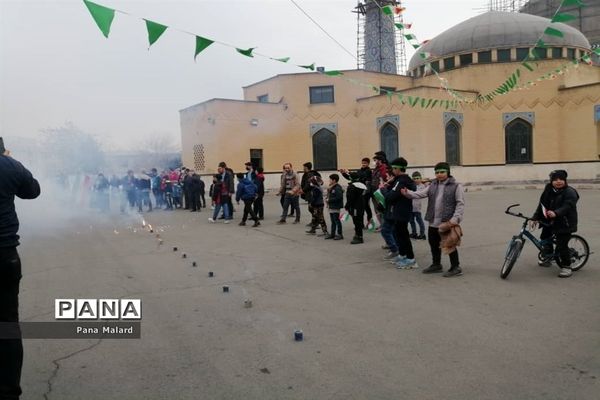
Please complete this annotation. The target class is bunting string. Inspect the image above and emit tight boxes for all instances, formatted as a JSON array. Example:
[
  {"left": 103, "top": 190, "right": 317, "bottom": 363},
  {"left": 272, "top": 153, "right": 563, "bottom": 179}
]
[{"left": 81, "top": 0, "right": 596, "bottom": 110}]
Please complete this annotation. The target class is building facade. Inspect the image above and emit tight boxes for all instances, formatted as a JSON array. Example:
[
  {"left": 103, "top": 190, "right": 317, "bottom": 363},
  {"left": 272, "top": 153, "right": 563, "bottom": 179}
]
[{"left": 180, "top": 11, "right": 600, "bottom": 187}]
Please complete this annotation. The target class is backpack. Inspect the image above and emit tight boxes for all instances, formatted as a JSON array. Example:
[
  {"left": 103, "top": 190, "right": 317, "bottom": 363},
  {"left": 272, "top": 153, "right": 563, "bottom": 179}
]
[{"left": 243, "top": 180, "right": 257, "bottom": 199}]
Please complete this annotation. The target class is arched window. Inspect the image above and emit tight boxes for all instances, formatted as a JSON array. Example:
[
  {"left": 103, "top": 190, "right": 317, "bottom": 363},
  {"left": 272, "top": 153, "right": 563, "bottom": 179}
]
[
  {"left": 380, "top": 123, "right": 399, "bottom": 161},
  {"left": 312, "top": 128, "right": 337, "bottom": 170},
  {"left": 505, "top": 118, "right": 533, "bottom": 164},
  {"left": 445, "top": 119, "right": 461, "bottom": 166}
]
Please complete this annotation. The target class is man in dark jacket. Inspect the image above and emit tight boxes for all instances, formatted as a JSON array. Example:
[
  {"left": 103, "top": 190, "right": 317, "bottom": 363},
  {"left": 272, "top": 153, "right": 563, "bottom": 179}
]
[
  {"left": 189, "top": 172, "right": 203, "bottom": 212},
  {"left": 532, "top": 170, "right": 579, "bottom": 278},
  {"left": 301, "top": 162, "right": 321, "bottom": 225},
  {"left": 340, "top": 157, "right": 373, "bottom": 226},
  {"left": 182, "top": 169, "right": 193, "bottom": 210},
  {"left": 218, "top": 162, "right": 235, "bottom": 220},
  {"left": 0, "top": 150, "right": 41, "bottom": 400},
  {"left": 253, "top": 167, "right": 265, "bottom": 220},
  {"left": 345, "top": 172, "right": 366, "bottom": 244},
  {"left": 235, "top": 173, "right": 260, "bottom": 227},
  {"left": 122, "top": 170, "right": 137, "bottom": 211},
  {"left": 379, "top": 157, "right": 417, "bottom": 268}
]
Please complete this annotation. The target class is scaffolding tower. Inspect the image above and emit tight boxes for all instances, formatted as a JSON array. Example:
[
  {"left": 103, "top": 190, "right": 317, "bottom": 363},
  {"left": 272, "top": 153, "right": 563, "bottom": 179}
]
[
  {"left": 354, "top": 0, "right": 408, "bottom": 75},
  {"left": 486, "top": 0, "right": 527, "bottom": 12}
]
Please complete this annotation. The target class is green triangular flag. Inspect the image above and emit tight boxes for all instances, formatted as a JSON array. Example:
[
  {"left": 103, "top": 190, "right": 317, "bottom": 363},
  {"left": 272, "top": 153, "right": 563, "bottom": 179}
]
[
  {"left": 404, "top": 34, "right": 416, "bottom": 40},
  {"left": 561, "top": 0, "right": 584, "bottom": 7},
  {"left": 522, "top": 61, "right": 534, "bottom": 71},
  {"left": 236, "top": 47, "right": 256, "bottom": 58},
  {"left": 544, "top": 27, "right": 564, "bottom": 37},
  {"left": 324, "top": 70, "right": 343, "bottom": 76},
  {"left": 298, "top": 63, "right": 315, "bottom": 71},
  {"left": 386, "top": 90, "right": 393, "bottom": 101},
  {"left": 551, "top": 13, "right": 577, "bottom": 23},
  {"left": 145, "top": 20, "right": 168, "bottom": 47},
  {"left": 397, "top": 94, "right": 405, "bottom": 104},
  {"left": 195, "top": 36, "right": 214, "bottom": 60},
  {"left": 536, "top": 39, "right": 546, "bottom": 48},
  {"left": 412, "top": 44, "right": 420, "bottom": 49},
  {"left": 272, "top": 57, "right": 290, "bottom": 63},
  {"left": 408, "top": 96, "right": 419, "bottom": 107},
  {"left": 395, "top": 23, "right": 405, "bottom": 30},
  {"left": 83, "top": 0, "right": 115, "bottom": 38},
  {"left": 382, "top": 5, "right": 393, "bottom": 15}
]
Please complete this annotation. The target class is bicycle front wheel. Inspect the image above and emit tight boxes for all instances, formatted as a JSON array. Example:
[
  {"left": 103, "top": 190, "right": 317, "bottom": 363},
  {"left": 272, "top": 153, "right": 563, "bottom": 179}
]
[
  {"left": 501, "top": 237, "right": 525, "bottom": 279},
  {"left": 568, "top": 234, "right": 590, "bottom": 271}
]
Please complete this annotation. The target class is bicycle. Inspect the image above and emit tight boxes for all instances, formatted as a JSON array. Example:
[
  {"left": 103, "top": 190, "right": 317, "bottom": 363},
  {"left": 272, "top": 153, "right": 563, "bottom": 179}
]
[{"left": 500, "top": 204, "right": 590, "bottom": 279}]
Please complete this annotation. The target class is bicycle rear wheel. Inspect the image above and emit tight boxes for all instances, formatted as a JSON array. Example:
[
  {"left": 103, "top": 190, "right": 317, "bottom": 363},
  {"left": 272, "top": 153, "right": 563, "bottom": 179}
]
[
  {"left": 568, "top": 234, "right": 590, "bottom": 271},
  {"left": 501, "top": 237, "right": 525, "bottom": 279}
]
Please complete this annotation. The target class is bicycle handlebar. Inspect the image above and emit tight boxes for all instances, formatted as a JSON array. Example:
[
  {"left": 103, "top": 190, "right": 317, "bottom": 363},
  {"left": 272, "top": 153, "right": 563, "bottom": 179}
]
[{"left": 505, "top": 204, "right": 549, "bottom": 227}]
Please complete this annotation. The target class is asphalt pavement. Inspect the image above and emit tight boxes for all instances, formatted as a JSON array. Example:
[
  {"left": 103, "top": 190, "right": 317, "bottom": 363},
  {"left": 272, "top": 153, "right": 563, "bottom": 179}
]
[{"left": 15, "top": 189, "right": 600, "bottom": 400}]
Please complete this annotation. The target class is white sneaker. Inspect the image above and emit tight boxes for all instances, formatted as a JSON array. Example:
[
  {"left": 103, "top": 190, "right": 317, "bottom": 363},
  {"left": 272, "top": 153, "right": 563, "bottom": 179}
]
[
  {"left": 223, "top": 220, "right": 230, "bottom": 224},
  {"left": 396, "top": 258, "right": 418, "bottom": 269},
  {"left": 558, "top": 268, "right": 572, "bottom": 278},
  {"left": 389, "top": 255, "right": 407, "bottom": 264},
  {"left": 208, "top": 218, "right": 215, "bottom": 223}
]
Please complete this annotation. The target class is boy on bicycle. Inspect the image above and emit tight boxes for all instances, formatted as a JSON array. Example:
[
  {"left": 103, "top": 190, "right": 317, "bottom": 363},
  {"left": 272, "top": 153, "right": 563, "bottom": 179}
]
[{"left": 531, "top": 170, "right": 579, "bottom": 278}]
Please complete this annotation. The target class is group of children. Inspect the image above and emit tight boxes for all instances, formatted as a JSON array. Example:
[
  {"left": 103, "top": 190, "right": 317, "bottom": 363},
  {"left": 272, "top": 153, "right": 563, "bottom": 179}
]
[{"left": 301, "top": 169, "right": 429, "bottom": 246}]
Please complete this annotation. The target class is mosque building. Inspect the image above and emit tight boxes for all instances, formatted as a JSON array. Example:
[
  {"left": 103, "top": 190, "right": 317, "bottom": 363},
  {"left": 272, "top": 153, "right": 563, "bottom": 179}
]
[{"left": 180, "top": 4, "right": 599, "bottom": 186}]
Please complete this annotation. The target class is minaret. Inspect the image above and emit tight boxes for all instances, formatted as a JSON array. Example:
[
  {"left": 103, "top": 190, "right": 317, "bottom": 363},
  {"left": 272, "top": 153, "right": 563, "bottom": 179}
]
[{"left": 355, "top": 0, "right": 406, "bottom": 74}]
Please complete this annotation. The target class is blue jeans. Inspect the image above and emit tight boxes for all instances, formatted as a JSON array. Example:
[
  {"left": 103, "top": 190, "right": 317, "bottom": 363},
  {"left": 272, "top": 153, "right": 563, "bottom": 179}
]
[
  {"left": 330, "top": 212, "right": 342, "bottom": 236},
  {"left": 212, "top": 202, "right": 230, "bottom": 220},
  {"left": 409, "top": 211, "right": 425, "bottom": 236},
  {"left": 281, "top": 194, "right": 300, "bottom": 220},
  {"left": 380, "top": 218, "right": 398, "bottom": 253}
]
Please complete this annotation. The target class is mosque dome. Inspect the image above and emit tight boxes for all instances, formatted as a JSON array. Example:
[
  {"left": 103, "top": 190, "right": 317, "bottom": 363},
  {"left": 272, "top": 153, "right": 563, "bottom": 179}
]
[{"left": 408, "top": 10, "right": 591, "bottom": 71}]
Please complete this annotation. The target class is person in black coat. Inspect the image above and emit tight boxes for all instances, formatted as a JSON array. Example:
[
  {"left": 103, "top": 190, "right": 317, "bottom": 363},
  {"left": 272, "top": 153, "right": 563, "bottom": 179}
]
[
  {"left": 345, "top": 172, "right": 366, "bottom": 244},
  {"left": 253, "top": 167, "right": 265, "bottom": 220},
  {"left": 189, "top": 172, "right": 203, "bottom": 212},
  {"left": 182, "top": 169, "right": 193, "bottom": 210},
  {"left": 380, "top": 157, "right": 417, "bottom": 267},
  {"left": 0, "top": 151, "right": 41, "bottom": 400},
  {"left": 325, "top": 174, "right": 344, "bottom": 240},
  {"left": 532, "top": 169, "right": 579, "bottom": 278},
  {"left": 340, "top": 157, "right": 373, "bottom": 225}
]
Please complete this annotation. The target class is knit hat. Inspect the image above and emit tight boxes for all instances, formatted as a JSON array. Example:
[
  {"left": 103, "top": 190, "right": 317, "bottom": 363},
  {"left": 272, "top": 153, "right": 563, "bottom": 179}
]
[
  {"left": 411, "top": 171, "right": 422, "bottom": 179},
  {"left": 434, "top": 162, "right": 451, "bottom": 174},
  {"left": 549, "top": 169, "right": 568, "bottom": 181}
]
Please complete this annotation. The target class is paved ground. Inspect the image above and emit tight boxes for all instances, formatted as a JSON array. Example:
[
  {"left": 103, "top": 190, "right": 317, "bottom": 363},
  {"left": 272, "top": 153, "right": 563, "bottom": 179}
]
[{"left": 15, "top": 189, "right": 600, "bottom": 400}]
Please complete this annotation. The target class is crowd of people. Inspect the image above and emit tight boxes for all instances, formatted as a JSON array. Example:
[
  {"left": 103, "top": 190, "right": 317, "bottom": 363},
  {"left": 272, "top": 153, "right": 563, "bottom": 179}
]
[
  {"left": 0, "top": 146, "right": 583, "bottom": 399},
  {"left": 79, "top": 151, "right": 581, "bottom": 280},
  {"left": 84, "top": 167, "right": 207, "bottom": 214},
  {"left": 203, "top": 153, "right": 467, "bottom": 278}
]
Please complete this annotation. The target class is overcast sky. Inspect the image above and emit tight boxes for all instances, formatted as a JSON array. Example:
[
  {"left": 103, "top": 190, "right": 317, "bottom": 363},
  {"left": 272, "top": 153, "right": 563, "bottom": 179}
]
[{"left": 0, "top": 0, "right": 485, "bottom": 151}]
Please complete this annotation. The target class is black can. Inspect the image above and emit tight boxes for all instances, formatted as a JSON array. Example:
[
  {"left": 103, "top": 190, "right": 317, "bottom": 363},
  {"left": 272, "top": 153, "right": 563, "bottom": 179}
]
[
  {"left": 294, "top": 330, "right": 303, "bottom": 341},
  {"left": 222, "top": 286, "right": 229, "bottom": 293},
  {"left": 208, "top": 271, "right": 214, "bottom": 277}
]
